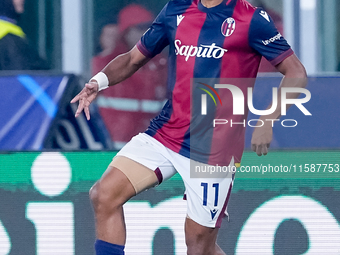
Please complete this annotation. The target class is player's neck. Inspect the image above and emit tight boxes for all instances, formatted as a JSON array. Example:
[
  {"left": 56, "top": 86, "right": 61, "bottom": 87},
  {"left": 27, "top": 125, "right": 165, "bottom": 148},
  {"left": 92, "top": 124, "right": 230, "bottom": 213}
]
[{"left": 200, "top": 0, "right": 224, "bottom": 8}]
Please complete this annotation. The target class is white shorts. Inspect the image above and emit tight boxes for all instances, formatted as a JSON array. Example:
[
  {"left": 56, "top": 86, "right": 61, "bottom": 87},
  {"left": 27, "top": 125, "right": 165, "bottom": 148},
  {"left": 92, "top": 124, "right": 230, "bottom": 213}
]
[{"left": 116, "top": 133, "right": 234, "bottom": 228}]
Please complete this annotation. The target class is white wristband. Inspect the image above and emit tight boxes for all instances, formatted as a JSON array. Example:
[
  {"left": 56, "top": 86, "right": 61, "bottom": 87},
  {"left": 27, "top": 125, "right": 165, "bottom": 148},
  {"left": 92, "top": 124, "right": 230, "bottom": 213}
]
[{"left": 90, "top": 72, "right": 109, "bottom": 91}]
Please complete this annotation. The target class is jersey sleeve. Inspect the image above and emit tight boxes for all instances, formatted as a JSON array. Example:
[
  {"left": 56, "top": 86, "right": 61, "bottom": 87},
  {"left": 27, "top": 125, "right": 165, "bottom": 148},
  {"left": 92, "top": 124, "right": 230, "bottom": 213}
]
[
  {"left": 136, "top": 4, "right": 169, "bottom": 58},
  {"left": 248, "top": 8, "right": 293, "bottom": 66}
]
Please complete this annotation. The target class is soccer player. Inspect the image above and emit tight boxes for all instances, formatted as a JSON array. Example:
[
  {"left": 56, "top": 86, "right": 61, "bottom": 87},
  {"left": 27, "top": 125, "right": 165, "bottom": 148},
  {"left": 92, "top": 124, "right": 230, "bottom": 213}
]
[{"left": 71, "top": 0, "right": 307, "bottom": 254}]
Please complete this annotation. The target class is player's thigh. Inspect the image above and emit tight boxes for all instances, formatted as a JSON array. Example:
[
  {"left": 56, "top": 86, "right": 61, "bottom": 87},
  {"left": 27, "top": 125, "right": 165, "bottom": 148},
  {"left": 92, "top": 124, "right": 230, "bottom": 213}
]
[
  {"left": 110, "top": 155, "right": 160, "bottom": 194},
  {"left": 185, "top": 217, "right": 219, "bottom": 254},
  {"left": 91, "top": 155, "right": 161, "bottom": 207},
  {"left": 109, "top": 133, "right": 177, "bottom": 194},
  {"left": 90, "top": 165, "right": 136, "bottom": 208},
  {"left": 184, "top": 176, "right": 233, "bottom": 228},
  {"left": 169, "top": 153, "right": 234, "bottom": 228}
]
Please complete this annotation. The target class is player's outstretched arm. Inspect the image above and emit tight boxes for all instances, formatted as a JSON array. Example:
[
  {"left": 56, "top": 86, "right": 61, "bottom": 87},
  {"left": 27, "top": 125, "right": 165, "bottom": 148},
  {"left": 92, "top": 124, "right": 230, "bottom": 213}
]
[
  {"left": 251, "top": 54, "right": 307, "bottom": 156},
  {"left": 70, "top": 46, "right": 149, "bottom": 120}
]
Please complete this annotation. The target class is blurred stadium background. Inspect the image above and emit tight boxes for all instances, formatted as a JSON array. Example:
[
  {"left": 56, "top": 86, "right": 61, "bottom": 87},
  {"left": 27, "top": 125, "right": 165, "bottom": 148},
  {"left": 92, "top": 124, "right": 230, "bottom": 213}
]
[{"left": 0, "top": 0, "right": 340, "bottom": 254}]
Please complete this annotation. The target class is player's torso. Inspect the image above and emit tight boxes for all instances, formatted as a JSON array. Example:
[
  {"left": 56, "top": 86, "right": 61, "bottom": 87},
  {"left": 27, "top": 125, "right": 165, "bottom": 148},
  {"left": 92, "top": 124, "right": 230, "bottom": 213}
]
[
  {"left": 146, "top": 0, "right": 291, "bottom": 164},
  {"left": 164, "top": 0, "right": 259, "bottom": 79},
  {"left": 159, "top": 0, "right": 259, "bottom": 125}
]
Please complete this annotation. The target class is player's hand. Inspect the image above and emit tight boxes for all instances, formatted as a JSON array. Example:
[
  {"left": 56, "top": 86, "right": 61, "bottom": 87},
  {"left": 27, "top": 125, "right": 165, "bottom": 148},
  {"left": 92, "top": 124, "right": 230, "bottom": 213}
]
[
  {"left": 251, "top": 120, "right": 273, "bottom": 156},
  {"left": 70, "top": 81, "right": 99, "bottom": 120}
]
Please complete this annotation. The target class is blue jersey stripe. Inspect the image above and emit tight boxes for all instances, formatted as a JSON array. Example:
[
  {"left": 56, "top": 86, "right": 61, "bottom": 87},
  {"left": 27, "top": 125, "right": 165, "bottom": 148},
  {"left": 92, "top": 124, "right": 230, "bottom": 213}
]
[{"left": 179, "top": 2, "right": 237, "bottom": 160}]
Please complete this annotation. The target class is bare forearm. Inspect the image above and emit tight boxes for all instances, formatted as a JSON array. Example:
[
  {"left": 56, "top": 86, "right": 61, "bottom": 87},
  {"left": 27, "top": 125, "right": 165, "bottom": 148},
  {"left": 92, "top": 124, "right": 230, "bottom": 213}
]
[
  {"left": 261, "top": 54, "right": 307, "bottom": 121},
  {"left": 73, "top": 47, "right": 148, "bottom": 120},
  {"left": 264, "top": 75, "right": 308, "bottom": 120},
  {"left": 101, "top": 47, "right": 149, "bottom": 87}
]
